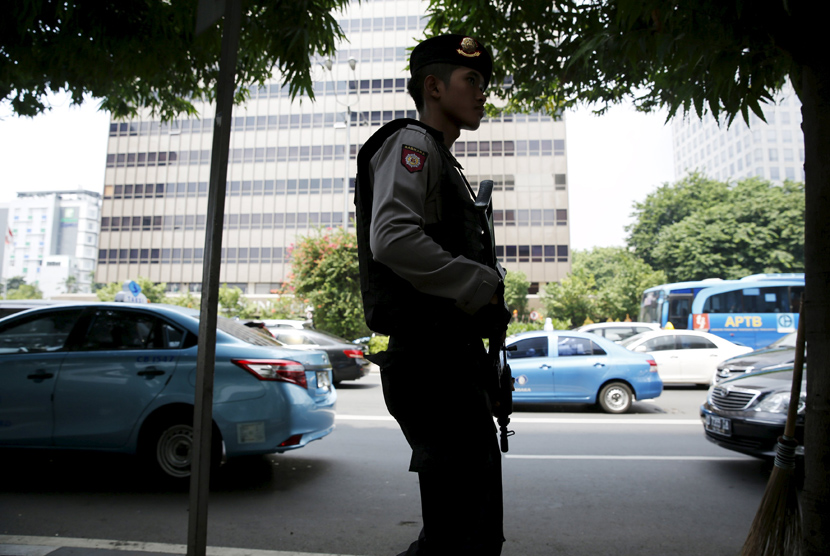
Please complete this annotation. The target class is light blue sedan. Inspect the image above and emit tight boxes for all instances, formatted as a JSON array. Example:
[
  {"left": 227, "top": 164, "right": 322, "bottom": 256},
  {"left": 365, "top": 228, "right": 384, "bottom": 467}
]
[
  {"left": 506, "top": 330, "right": 663, "bottom": 413},
  {"left": 0, "top": 303, "right": 336, "bottom": 480}
]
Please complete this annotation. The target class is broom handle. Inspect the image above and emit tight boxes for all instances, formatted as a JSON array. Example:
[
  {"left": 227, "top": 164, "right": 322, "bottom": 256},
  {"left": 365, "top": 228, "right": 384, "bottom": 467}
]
[{"left": 783, "top": 293, "right": 806, "bottom": 439}]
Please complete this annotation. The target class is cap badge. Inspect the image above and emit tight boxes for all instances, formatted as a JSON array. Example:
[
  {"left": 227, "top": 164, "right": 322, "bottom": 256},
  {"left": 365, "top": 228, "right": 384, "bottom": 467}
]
[{"left": 457, "top": 37, "right": 481, "bottom": 58}]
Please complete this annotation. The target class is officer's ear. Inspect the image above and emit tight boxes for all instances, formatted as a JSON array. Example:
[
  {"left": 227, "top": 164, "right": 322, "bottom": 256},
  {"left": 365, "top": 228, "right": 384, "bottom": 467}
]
[{"left": 423, "top": 74, "right": 443, "bottom": 101}]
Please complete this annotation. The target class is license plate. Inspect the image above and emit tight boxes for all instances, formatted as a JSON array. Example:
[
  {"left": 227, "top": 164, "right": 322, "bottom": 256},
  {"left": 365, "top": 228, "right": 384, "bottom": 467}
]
[
  {"left": 316, "top": 370, "right": 331, "bottom": 390},
  {"left": 705, "top": 414, "right": 731, "bottom": 437}
]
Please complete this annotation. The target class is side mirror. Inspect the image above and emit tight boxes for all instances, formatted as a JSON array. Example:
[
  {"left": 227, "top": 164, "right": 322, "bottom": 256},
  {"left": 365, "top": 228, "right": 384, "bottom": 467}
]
[{"left": 633, "top": 345, "right": 648, "bottom": 353}]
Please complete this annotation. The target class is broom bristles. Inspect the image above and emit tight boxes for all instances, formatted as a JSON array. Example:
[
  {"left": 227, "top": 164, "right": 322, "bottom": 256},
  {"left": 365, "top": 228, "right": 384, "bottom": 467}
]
[{"left": 740, "top": 438, "right": 803, "bottom": 556}]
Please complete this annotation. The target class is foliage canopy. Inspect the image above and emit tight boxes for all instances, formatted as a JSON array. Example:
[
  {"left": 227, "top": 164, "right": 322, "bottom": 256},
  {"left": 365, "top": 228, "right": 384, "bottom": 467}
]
[
  {"left": 627, "top": 174, "right": 804, "bottom": 281},
  {"left": 289, "top": 227, "right": 369, "bottom": 341},
  {"left": 2, "top": 0, "right": 348, "bottom": 120}
]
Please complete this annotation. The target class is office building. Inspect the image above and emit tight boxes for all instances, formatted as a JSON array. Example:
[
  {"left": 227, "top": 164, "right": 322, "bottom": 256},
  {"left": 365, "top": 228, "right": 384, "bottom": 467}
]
[
  {"left": 96, "top": 0, "right": 571, "bottom": 295},
  {"left": 672, "top": 81, "right": 804, "bottom": 183},
  {"left": 2, "top": 190, "right": 102, "bottom": 296}
]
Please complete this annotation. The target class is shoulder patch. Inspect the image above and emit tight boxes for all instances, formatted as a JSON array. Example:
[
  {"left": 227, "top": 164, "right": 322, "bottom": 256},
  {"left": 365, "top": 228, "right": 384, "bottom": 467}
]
[{"left": 401, "top": 145, "right": 428, "bottom": 173}]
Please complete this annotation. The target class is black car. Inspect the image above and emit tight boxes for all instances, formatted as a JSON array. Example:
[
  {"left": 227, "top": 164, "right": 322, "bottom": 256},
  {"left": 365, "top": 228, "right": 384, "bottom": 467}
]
[
  {"left": 713, "top": 332, "right": 801, "bottom": 383},
  {"left": 700, "top": 367, "right": 805, "bottom": 459},
  {"left": 267, "top": 327, "right": 371, "bottom": 384}
]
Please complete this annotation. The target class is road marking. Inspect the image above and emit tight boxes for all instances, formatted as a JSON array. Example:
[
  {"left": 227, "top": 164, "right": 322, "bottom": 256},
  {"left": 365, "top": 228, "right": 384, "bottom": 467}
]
[
  {"left": 335, "top": 414, "right": 702, "bottom": 425},
  {"left": 0, "top": 535, "right": 363, "bottom": 556},
  {"left": 506, "top": 455, "right": 753, "bottom": 461}
]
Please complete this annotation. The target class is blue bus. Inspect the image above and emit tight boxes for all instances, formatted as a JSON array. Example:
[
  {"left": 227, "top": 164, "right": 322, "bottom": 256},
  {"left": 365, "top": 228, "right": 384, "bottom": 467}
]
[{"left": 638, "top": 274, "right": 804, "bottom": 349}]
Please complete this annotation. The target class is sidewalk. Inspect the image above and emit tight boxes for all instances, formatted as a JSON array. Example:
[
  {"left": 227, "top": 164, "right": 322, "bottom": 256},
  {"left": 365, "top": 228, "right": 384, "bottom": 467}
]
[{"left": 0, "top": 536, "right": 361, "bottom": 556}]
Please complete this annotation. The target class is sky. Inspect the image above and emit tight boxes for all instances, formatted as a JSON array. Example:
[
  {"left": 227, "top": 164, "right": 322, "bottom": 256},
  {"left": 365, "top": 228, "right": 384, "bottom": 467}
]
[{"left": 0, "top": 93, "right": 676, "bottom": 251}]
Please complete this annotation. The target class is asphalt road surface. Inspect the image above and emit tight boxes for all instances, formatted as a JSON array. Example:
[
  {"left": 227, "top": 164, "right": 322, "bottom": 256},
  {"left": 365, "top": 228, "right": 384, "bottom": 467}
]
[{"left": 0, "top": 371, "right": 773, "bottom": 556}]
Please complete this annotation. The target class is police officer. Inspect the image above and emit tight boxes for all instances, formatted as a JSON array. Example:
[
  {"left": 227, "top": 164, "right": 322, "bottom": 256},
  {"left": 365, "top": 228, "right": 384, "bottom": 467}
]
[{"left": 355, "top": 34, "right": 510, "bottom": 556}]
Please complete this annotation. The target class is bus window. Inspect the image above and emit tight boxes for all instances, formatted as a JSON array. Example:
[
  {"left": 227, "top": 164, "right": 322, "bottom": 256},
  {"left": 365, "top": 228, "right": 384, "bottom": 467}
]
[{"left": 668, "top": 295, "right": 692, "bottom": 329}]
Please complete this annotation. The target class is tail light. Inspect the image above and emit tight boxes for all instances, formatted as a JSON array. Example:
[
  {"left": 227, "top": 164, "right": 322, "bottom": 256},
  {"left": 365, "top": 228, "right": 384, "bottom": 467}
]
[
  {"left": 233, "top": 359, "right": 307, "bottom": 388},
  {"left": 343, "top": 349, "right": 365, "bottom": 359},
  {"left": 647, "top": 358, "right": 658, "bottom": 373}
]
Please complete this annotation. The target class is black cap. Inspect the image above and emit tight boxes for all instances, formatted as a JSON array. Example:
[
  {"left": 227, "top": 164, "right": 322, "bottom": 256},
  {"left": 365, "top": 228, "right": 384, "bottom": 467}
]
[{"left": 410, "top": 34, "right": 493, "bottom": 89}]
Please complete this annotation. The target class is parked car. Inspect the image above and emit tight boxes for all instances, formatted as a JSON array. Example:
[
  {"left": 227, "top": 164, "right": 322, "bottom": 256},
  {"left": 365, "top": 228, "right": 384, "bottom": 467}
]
[
  {"left": 0, "top": 303, "right": 336, "bottom": 480},
  {"left": 713, "top": 331, "right": 801, "bottom": 384},
  {"left": 266, "top": 326, "right": 371, "bottom": 384},
  {"left": 700, "top": 367, "right": 805, "bottom": 459},
  {"left": 574, "top": 321, "right": 662, "bottom": 342},
  {"left": 505, "top": 330, "right": 662, "bottom": 414},
  {"left": 260, "top": 319, "right": 313, "bottom": 330},
  {"left": 620, "top": 329, "right": 752, "bottom": 386}
]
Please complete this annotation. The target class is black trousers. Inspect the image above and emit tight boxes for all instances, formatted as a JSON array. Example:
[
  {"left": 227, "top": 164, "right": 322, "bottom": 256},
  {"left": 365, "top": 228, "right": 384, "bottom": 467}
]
[{"left": 380, "top": 336, "right": 504, "bottom": 556}]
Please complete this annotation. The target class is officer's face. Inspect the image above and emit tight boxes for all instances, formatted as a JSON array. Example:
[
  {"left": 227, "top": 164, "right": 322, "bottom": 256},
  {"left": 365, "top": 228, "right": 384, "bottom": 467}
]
[{"left": 440, "top": 68, "right": 487, "bottom": 131}]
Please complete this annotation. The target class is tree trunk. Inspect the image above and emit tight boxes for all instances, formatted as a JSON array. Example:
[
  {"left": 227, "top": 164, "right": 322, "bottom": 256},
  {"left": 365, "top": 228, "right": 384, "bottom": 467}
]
[{"left": 800, "top": 61, "right": 830, "bottom": 556}]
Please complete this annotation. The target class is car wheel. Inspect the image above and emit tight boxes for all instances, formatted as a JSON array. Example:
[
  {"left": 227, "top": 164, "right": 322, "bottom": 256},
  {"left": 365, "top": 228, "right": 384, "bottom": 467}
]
[
  {"left": 141, "top": 411, "right": 222, "bottom": 481},
  {"left": 598, "top": 382, "right": 633, "bottom": 414}
]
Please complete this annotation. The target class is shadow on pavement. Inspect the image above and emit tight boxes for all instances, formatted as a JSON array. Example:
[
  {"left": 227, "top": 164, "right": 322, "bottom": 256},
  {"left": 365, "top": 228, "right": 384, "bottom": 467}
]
[{"left": 0, "top": 448, "right": 331, "bottom": 494}]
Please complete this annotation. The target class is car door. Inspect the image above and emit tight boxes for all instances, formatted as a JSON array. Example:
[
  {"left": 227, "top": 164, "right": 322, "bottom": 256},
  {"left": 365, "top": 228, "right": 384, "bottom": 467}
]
[
  {"left": 53, "top": 308, "right": 182, "bottom": 448},
  {"left": 677, "top": 334, "right": 722, "bottom": 384},
  {"left": 0, "top": 308, "right": 83, "bottom": 445},
  {"left": 506, "top": 336, "right": 554, "bottom": 399},
  {"left": 552, "top": 335, "right": 608, "bottom": 401},
  {"left": 639, "top": 335, "right": 682, "bottom": 383}
]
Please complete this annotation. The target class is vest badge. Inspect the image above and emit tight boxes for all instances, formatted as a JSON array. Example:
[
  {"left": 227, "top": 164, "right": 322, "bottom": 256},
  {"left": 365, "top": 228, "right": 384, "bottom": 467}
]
[{"left": 401, "top": 145, "right": 428, "bottom": 173}]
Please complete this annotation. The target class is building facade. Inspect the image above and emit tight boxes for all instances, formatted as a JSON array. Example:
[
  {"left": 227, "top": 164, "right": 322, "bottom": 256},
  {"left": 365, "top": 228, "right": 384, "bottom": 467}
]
[
  {"left": 2, "top": 190, "right": 102, "bottom": 296},
  {"left": 96, "top": 0, "right": 571, "bottom": 295},
  {"left": 672, "top": 82, "right": 804, "bottom": 183}
]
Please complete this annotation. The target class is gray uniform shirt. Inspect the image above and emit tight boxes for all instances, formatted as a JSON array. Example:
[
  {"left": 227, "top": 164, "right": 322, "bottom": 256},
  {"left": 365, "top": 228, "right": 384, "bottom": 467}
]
[{"left": 367, "top": 122, "right": 500, "bottom": 316}]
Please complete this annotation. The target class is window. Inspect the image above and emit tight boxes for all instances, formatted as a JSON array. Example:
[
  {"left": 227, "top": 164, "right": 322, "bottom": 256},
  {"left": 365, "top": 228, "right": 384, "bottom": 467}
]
[
  {"left": 642, "top": 335, "right": 676, "bottom": 352},
  {"left": 0, "top": 309, "right": 83, "bottom": 353},
  {"left": 679, "top": 335, "right": 716, "bottom": 350},
  {"left": 558, "top": 336, "right": 605, "bottom": 356},
  {"left": 79, "top": 310, "right": 185, "bottom": 350},
  {"left": 508, "top": 336, "right": 548, "bottom": 359}
]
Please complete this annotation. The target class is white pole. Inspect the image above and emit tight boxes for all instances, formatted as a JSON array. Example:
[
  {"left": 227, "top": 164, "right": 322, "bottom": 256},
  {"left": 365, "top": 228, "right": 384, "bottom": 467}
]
[{"left": 344, "top": 107, "right": 351, "bottom": 231}]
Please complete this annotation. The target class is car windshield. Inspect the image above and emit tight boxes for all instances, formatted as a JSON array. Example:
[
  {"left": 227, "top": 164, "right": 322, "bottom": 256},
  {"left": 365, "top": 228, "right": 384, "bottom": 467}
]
[
  {"left": 768, "top": 332, "right": 797, "bottom": 349},
  {"left": 217, "top": 316, "right": 284, "bottom": 347},
  {"left": 619, "top": 332, "right": 651, "bottom": 348}
]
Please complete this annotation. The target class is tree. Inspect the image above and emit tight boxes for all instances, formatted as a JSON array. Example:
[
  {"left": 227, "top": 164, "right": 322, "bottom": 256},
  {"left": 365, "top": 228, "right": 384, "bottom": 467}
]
[
  {"left": 575, "top": 247, "right": 667, "bottom": 321},
  {"left": 5, "top": 276, "right": 27, "bottom": 291},
  {"left": 3, "top": 0, "right": 348, "bottom": 120},
  {"left": 651, "top": 178, "right": 805, "bottom": 281},
  {"left": 504, "top": 269, "right": 530, "bottom": 319},
  {"left": 217, "top": 284, "right": 259, "bottom": 319},
  {"left": 540, "top": 267, "right": 597, "bottom": 329},
  {"left": 625, "top": 175, "right": 805, "bottom": 281},
  {"left": 626, "top": 173, "right": 730, "bottom": 268},
  {"left": 289, "top": 227, "right": 369, "bottom": 341},
  {"left": 425, "top": 4, "right": 828, "bottom": 548},
  {"left": 6, "top": 283, "right": 43, "bottom": 299},
  {"left": 96, "top": 277, "right": 167, "bottom": 303},
  {"left": 62, "top": 275, "right": 79, "bottom": 294}
]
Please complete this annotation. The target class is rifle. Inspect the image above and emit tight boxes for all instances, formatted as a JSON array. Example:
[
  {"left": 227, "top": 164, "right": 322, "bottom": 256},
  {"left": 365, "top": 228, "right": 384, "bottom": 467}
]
[
  {"left": 475, "top": 179, "right": 515, "bottom": 452},
  {"left": 489, "top": 340, "right": 515, "bottom": 452}
]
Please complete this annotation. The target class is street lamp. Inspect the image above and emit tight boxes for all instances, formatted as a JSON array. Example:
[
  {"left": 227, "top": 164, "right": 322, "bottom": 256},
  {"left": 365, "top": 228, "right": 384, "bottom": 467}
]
[{"left": 323, "top": 57, "right": 359, "bottom": 231}]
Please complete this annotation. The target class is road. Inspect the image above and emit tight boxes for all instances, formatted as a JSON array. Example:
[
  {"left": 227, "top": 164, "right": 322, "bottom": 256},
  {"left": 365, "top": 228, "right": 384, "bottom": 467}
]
[{"left": 0, "top": 371, "right": 772, "bottom": 556}]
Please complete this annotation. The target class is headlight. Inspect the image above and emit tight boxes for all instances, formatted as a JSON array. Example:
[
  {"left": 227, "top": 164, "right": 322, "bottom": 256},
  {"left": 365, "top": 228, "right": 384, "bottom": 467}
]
[{"left": 754, "top": 391, "right": 806, "bottom": 414}]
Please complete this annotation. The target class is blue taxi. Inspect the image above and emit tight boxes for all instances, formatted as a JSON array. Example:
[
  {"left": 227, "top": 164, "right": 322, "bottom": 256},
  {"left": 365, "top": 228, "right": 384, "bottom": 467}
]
[
  {"left": 507, "top": 330, "right": 663, "bottom": 413},
  {"left": 0, "top": 303, "right": 336, "bottom": 480}
]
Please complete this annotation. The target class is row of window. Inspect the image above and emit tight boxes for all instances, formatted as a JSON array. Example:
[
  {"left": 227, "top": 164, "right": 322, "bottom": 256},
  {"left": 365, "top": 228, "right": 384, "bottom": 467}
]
[
  {"left": 105, "top": 139, "right": 566, "bottom": 169},
  {"left": 98, "top": 247, "right": 289, "bottom": 265},
  {"left": 97, "top": 244, "right": 570, "bottom": 265},
  {"left": 336, "top": 14, "right": 426, "bottom": 33},
  {"left": 99, "top": 207, "right": 568, "bottom": 232},
  {"left": 104, "top": 179, "right": 352, "bottom": 200},
  {"left": 108, "top": 107, "right": 556, "bottom": 137},
  {"left": 101, "top": 173, "right": 561, "bottom": 201},
  {"left": 101, "top": 211, "right": 349, "bottom": 231}
]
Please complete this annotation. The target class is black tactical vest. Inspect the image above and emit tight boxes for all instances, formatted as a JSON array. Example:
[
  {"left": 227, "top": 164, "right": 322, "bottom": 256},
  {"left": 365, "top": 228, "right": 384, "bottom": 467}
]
[{"left": 355, "top": 119, "right": 497, "bottom": 336}]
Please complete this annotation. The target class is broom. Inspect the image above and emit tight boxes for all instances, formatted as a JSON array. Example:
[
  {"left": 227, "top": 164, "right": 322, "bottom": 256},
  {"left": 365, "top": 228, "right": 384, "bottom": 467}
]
[{"left": 740, "top": 295, "right": 806, "bottom": 556}]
